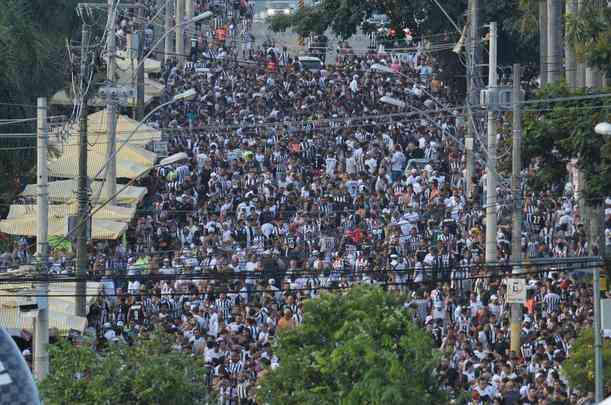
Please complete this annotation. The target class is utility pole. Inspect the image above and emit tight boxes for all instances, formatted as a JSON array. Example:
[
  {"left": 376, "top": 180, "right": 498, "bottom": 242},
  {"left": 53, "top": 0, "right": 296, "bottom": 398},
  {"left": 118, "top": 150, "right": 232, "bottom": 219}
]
[
  {"left": 164, "top": 0, "right": 173, "bottom": 63},
  {"left": 565, "top": 0, "right": 577, "bottom": 90},
  {"left": 76, "top": 26, "right": 90, "bottom": 318},
  {"left": 510, "top": 64, "right": 523, "bottom": 354},
  {"left": 136, "top": 0, "right": 145, "bottom": 121},
  {"left": 593, "top": 206, "right": 604, "bottom": 403},
  {"left": 539, "top": 1, "right": 548, "bottom": 87},
  {"left": 105, "top": 0, "right": 118, "bottom": 204},
  {"left": 465, "top": 0, "right": 479, "bottom": 202},
  {"left": 34, "top": 97, "right": 49, "bottom": 380},
  {"left": 176, "top": 0, "right": 184, "bottom": 67},
  {"left": 485, "top": 21, "right": 498, "bottom": 266}
]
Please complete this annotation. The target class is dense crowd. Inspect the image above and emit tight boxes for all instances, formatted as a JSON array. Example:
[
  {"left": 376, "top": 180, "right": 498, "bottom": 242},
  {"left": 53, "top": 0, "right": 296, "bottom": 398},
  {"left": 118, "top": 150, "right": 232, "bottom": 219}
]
[{"left": 6, "top": 6, "right": 611, "bottom": 404}]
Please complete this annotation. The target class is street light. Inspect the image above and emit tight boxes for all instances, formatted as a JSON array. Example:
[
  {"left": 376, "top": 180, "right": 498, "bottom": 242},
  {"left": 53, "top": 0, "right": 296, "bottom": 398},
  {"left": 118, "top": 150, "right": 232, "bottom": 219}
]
[
  {"left": 90, "top": 88, "right": 197, "bottom": 202},
  {"left": 370, "top": 63, "right": 446, "bottom": 110},
  {"left": 595, "top": 121, "right": 611, "bottom": 136},
  {"left": 135, "top": 11, "right": 214, "bottom": 70},
  {"left": 592, "top": 120, "right": 610, "bottom": 404}
]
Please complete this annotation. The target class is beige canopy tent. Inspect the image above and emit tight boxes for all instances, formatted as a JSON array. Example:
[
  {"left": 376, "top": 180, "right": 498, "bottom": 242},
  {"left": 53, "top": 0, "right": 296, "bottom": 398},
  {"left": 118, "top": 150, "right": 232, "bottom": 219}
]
[
  {"left": 54, "top": 138, "right": 157, "bottom": 168},
  {"left": 108, "top": 50, "right": 162, "bottom": 75},
  {"left": 71, "top": 110, "right": 162, "bottom": 146},
  {"left": 20, "top": 180, "right": 147, "bottom": 205},
  {"left": 6, "top": 203, "right": 137, "bottom": 223},
  {"left": 0, "top": 217, "right": 128, "bottom": 240},
  {"left": 49, "top": 147, "right": 152, "bottom": 179},
  {"left": 0, "top": 281, "right": 100, "bottom": 334}
]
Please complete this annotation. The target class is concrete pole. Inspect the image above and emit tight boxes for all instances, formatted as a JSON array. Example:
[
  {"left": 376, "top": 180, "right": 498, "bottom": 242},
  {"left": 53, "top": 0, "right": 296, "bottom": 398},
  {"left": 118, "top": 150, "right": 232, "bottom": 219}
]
[
  {"left": 510, "top": 65, "right": 523, "bottom": 354},
  {"left": 586, "top": 67, "right": 602, "bottom": 89},
  {"left": 185, "top": 0, "right": 193, "bottom": 23},
  {"left": 34, "top": 97, "right": 49, "bottom": 381},
  {"left": 105, "top": 0, "right": 118, "bottom": 204},
  {"left": 547, "top": 0, "right": 562, "bottom": 83},
  {"left": 539, "top": 1, "right": 548, "bottom": 87},
  {"left": 136, "top": 0, "right": 145, "bottom": 121},
  {"left": 565, "top": 0, "right": 577, "bottom": 90},
  {"left": 176, "top": 0, "right": 185, "bottom": 66},
  {"left": 76, "top": 26, "right": 89, "bottom": 318},
  {"left": 465, "top": 0, "right": 479, "bottom": 202},
  {"left": 591, "top": 202, "right": 604, "bottom": 402},
  {"left": 485, "top": 22, "right": 498, "bottom": 266},
  {"left": 164, "top": 0, "right": 173, "bottom": 63}
]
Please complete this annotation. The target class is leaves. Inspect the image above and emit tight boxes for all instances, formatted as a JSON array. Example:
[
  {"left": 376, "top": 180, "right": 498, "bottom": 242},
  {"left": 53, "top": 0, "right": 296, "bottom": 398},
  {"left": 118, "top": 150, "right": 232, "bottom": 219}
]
[
  {"left": 562, "top": 327, "right": 611, "bottom": 394},
  {"left": 39, "top": 330, "right": 212, "bottom": 405},
  {"left": 522, "top": 82, "right": 611, "bottom": 201},
  {"left": 256, "top": 285, "right": 446, "bottom": 405}
]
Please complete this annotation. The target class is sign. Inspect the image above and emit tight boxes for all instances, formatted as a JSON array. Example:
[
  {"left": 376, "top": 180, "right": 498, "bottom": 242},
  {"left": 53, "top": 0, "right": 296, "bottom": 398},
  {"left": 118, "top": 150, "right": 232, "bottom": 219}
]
[
  {"left": 184, "top": 62, "right": 209, "bottom": 73},
  {"left": 152, "top": 141, "right": 169, "bottom": 156},
  {"left": 506, "top": 278, "right": 526, "bottom": 304}
]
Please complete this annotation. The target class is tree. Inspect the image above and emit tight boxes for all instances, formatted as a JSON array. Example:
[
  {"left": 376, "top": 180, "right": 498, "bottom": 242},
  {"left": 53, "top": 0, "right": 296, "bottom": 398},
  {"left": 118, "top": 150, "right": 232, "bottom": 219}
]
[
  {"left": 256, "top": 285, "right": 445, "bottom": 405},
  {"left": 566, "top": 1, "right": 611, "bottom": 79},
  {"left": 39, "top": 330, "right": 212, "bottom": 405},
  {"left": 562, "top": 327, "right": 611, "bottom": 396},
  {"left": 522, "top": 82, "right": 611, "bottom": 200},
  {"left": 0, "top": 0, "right": 81, "bottom": 202}
]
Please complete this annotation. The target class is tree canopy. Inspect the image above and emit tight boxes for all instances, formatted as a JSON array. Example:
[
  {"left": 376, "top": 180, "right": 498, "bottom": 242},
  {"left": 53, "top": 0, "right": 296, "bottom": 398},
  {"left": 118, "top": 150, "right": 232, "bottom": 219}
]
[
  {"left": 0, "top": 0, "right": 81, "bottom": 202},
  {"left": 522, "top": 82, "right": 611, "bottom": 201},
  {"left": 562, "top": 327, "right": 611, "bottom": 396},
  {"left": 39, "top": 330, "right": 212, "bottom": 405},
  {"left": 256, "top": 285, "right": 445, "bottom": 405}
]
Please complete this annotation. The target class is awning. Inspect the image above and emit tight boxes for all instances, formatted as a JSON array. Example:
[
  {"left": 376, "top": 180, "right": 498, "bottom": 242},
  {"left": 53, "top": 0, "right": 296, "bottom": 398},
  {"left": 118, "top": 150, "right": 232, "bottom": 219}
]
[
  {"left": 108, "top": 50, "right": 162, "bottom": 75},
  {"left": 20, "top": 180, "right": 147, "bottom": 205},
  {"left": 0, "top": 282, "right": 101, "bottom": 334},
  {"left": 54, "top": 139, "right": 157, "bottom": 168},
  {"left": 50, "top": 110, "right": 161, "bottom": 148},
  {"left": 0, "top": 217, "right": 128, "bottom": 240},
  {"left": 6, "top": 203, "right": 137, "bottom": 223},
  {"left": 49, "top": 148, "right": 152, "bottom": 179}
]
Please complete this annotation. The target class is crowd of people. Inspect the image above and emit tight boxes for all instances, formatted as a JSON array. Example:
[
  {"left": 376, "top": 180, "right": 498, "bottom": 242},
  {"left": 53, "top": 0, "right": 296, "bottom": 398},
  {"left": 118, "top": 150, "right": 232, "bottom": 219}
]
[{"left": 5, "top": 4, "right": 611, "bottom": 404}]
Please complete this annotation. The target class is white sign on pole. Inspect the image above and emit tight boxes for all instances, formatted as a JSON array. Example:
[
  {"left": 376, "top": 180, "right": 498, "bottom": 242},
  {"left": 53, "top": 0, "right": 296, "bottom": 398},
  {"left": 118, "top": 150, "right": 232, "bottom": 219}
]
[{"left": 506, "top": 278, "right": 526, "bottom": 304}]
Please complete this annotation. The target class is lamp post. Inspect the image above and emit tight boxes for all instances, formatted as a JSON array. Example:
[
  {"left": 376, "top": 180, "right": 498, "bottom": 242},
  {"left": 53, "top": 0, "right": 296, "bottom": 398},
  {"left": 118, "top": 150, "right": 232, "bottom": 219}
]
[
  {"left": 90, "top": 88, "right": 197, "bottom": 204},
  {"left": 142, "top": 11, "right": 213, "bottom": 67},
  {"left": 593, "top": 120, "right": 610, "bottom": 403}
]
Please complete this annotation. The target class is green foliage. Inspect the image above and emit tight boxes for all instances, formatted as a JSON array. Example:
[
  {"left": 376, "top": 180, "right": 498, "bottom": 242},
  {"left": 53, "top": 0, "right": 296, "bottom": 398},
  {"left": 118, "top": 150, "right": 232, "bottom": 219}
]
[
  {"left": 522, "top": 82, "right": 611, "bottom": 201},
  {"left": 0, "top": 0, "right": 81, "bottom": 200},
  {"left": 257, "top": 285, "right": 445, "bottom": 405},
  {"left": 566, "top": 3, "right": 611, "bottom": 78},
  {"left": 562, "top": 327, "right": 611, "bottom": 395},
  {"left": 39, "top": 331, "right": 212, "bottom": 405}
]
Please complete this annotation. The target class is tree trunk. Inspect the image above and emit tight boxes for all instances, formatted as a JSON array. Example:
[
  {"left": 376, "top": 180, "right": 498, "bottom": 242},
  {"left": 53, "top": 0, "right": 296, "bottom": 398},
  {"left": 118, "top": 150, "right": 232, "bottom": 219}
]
[
  {"left": 547, "top": 0, "right": 562, "bottom": 83},
  {"left": 539, "top": 1, "right": 548, "bottom": 86},
  {"left": 565, "top": 0, "right": 577, "bottom": 89}
]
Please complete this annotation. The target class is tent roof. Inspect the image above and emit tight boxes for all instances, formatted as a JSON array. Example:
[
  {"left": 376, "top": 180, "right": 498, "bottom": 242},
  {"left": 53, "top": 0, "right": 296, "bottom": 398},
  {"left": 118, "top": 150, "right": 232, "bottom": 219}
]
[
  {"left": 80, "top": 110, "right": 161, "bottom": 146},
  {"left": 0, "top": 217, "right": 128, "bottom": 240},
  {"left": 7, "top": 204, "right": 137, "bottom": 222},
  {"left": 49, "top": 147, "right": 152, "bottom": 179},
  {"left": 20, "top": 180, "right": 146, "bottom": 205},
  {"left": 55, "top": 139, "right": 157, "bottom": 168},
  {"left": 0, "top": 282, "right": 100, "bottom": 333}
]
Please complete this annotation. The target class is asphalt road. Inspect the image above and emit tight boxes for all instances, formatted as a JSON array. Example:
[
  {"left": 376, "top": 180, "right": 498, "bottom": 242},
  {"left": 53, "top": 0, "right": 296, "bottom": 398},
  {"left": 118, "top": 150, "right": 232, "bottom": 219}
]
[{"left": 246, "top": 0, "right": 372, "bottom": 64}]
